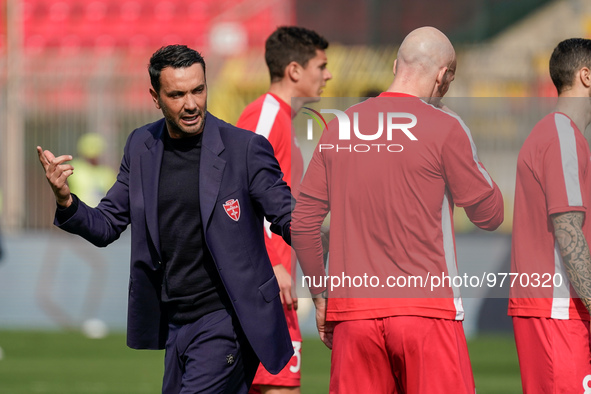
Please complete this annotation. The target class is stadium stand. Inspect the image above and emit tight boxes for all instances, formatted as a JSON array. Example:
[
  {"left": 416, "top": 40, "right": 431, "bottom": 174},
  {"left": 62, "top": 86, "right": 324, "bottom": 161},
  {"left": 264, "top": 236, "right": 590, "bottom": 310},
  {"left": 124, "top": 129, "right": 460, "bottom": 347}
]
[{"left": 1, "top": 0, "right": 590, "bottom": 231}]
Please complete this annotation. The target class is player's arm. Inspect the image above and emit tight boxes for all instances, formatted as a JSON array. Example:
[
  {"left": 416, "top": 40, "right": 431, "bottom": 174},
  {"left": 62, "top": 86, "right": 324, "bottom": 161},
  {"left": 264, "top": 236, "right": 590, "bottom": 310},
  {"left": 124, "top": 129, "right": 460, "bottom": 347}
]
[
  {"left": 292, "top": 191, "right": 333, "bottom": 348},
  {"left": 441, "top": 119, "right": 504, "bottom": 231},
  {"left": 551, "top": 211, "right": 591, "bottom": 314},
  {"left": 273, "top": 263, "right": 297, "bottom": 311},
  {"left": 463, "top": 186, "right": 504, "bottom": 231},
  {"left": 292, "top": 192, "right": 329, "bottom": 293}
]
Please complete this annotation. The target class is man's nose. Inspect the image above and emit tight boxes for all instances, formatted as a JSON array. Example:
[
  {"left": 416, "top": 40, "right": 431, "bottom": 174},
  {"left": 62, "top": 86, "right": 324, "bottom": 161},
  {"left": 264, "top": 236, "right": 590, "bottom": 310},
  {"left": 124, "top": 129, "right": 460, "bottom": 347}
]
[{"left": 184, "top": 94, "right": 198, "bottom": 111}]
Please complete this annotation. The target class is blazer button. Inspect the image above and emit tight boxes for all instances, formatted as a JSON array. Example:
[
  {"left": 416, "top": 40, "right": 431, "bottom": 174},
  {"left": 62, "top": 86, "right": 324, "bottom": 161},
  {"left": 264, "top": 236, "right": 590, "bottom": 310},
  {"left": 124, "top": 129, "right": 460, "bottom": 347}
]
[{"left": 157, "top": 261, "right": 162, "bottom": 265}]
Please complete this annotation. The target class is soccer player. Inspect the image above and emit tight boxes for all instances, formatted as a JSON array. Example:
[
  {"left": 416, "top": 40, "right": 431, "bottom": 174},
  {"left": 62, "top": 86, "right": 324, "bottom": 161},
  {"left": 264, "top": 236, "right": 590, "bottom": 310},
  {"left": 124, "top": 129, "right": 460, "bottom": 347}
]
[
  {"left": 292, "top": 26, "right": 504, "bottom": 393},
  {"left": 509, "top": 38, "right": 591, "bottom": 393},
  {"left": 237, "top": 26, "right": 332, "bottom": 394}
]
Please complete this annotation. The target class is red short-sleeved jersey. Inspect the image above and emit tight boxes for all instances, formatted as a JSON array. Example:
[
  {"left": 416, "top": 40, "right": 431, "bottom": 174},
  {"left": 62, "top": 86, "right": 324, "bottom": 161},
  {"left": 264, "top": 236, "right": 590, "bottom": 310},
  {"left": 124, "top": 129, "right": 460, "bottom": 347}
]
[
  {"left": 509, "top": 112, "right": 591, "bottom": 320},
  {"left": 237, "top": 93, "right": 304, "bottom": 272},
  {"left": 296, "top": 93, "right": 503, "bottom": 322}
]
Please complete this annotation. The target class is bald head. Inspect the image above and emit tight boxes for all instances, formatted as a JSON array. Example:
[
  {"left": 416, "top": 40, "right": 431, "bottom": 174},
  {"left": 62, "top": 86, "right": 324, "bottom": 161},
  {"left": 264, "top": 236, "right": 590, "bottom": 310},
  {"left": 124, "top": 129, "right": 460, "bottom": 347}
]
[
  {"left": 390, "top": 27, "right": 456, "bottom": 100},
  {"left": 397, "top": 27, "right": 455, "bottom": 73}
]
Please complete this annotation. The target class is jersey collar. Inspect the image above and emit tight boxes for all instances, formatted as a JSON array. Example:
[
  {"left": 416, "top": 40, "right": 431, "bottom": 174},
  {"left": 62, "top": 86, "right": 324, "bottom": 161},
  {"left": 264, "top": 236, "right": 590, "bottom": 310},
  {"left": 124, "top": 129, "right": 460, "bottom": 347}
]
[{"left": 377, "top": 92, "right": 417, "bottom": 98}]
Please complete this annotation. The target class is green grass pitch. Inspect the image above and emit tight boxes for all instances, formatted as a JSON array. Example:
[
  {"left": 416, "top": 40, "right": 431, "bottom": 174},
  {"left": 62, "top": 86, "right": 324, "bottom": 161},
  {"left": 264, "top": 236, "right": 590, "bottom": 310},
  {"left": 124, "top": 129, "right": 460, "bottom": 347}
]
[{"left": 0, "top": 330, "right": 521, "bottom": 393}]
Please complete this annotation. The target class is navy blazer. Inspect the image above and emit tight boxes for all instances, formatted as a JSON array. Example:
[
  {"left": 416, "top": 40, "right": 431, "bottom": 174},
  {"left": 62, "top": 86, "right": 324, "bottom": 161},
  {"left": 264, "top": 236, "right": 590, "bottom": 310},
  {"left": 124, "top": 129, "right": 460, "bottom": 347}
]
[{"left": 56, "top": 113, "right": 294, "bottom": 374}]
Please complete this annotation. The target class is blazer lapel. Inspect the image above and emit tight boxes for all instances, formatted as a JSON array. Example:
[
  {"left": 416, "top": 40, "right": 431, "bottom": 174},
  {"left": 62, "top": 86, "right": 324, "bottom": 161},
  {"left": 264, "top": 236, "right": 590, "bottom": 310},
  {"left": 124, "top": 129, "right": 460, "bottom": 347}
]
[
  {"left": 140, "top": 120, "right": 165, "bottom": 262},
  {"left": 200, "top": 113, "right": 226, "bottom": 231}
]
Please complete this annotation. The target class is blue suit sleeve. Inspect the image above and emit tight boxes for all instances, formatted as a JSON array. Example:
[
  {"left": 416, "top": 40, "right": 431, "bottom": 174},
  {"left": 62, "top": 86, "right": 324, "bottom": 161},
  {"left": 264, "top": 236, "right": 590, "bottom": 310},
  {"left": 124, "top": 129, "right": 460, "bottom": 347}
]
[
  {"left": 54, "top": 134, "right": 133, "bottom": 247},
  {"left": 246, "top": 133, "right": 292, "bottom": 245}
]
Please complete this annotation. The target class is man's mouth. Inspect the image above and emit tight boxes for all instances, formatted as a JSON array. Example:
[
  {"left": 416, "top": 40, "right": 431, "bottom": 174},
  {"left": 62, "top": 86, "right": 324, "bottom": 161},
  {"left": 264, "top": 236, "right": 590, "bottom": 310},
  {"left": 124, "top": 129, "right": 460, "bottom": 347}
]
[{"left": 181, "top": 114, "right": 199, "bottom": 125}]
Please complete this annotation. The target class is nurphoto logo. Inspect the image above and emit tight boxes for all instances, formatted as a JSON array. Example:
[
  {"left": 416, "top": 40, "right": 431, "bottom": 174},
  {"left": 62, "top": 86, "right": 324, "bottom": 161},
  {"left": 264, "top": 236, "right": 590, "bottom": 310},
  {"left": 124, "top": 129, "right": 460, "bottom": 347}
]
[{"left": 302, "top": 106, "right": 418, "bottom": 153}]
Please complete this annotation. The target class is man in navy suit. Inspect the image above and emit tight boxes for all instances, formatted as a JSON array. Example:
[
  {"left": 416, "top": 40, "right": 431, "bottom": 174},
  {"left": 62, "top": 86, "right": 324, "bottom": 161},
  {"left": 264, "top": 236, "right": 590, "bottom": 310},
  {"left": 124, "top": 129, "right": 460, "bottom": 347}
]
[{"left": 37, "top": 45, "right": 293, "bottom": 393}]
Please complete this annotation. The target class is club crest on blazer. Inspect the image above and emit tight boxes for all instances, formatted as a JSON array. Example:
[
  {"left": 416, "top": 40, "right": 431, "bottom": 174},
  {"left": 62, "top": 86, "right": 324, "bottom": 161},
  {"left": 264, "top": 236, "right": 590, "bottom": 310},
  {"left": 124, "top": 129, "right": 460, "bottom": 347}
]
[{"left": 223, "top": 199, "right": 240, "bottom": 221}]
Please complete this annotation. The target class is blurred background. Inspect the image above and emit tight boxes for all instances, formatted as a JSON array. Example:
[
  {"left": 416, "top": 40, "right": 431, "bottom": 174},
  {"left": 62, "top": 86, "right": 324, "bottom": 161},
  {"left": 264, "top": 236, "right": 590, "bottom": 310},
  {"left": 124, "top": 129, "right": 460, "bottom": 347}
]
[{"left": 0, "top": 0, "right": 590, "bottom": 392}]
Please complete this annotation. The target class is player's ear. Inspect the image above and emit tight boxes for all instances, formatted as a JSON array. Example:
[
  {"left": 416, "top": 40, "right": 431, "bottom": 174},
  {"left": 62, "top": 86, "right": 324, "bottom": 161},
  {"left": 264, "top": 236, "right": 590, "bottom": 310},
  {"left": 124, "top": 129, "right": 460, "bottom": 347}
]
[
  {"left": 286, "top": 61, "right": 301, "bottom": 83},
  {"left": 392, "top": 59, "right": 397, "bottom": 76},
  {"left": 580, "top": 67, "right": 591, "bottom": 88},
  {"left": 149, "top": 88, "right": 161, "bottom": 109},
  {"left": 436, "top": 66, "right": 448, "bottom": 87}
]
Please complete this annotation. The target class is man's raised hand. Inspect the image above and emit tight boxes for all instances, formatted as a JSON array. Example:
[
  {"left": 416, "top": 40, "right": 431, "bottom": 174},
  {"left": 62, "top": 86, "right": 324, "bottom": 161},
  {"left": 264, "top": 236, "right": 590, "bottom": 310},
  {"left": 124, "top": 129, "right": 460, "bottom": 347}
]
[{"left": 36, "top": 146, "right": 74, "bottom": 208}]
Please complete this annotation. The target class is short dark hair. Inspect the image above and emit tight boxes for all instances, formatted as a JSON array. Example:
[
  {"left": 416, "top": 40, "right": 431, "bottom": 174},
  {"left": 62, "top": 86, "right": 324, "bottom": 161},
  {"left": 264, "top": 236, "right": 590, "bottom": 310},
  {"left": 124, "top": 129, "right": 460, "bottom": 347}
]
[
  {"left": 549, "top": 38, "right": 591, "bottom": 94},
  {"left": 148, "top": 45, "right": 206, "bottom": 93},
  {"left": 265, "top": 26, "right": 329, "bottom": 82}
]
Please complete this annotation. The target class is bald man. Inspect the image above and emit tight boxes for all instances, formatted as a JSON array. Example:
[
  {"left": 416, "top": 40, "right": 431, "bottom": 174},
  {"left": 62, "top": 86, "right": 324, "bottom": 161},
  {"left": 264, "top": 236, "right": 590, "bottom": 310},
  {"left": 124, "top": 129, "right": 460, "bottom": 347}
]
[{"left": 292, "top": 27, "right": 503, "bottom": 393}]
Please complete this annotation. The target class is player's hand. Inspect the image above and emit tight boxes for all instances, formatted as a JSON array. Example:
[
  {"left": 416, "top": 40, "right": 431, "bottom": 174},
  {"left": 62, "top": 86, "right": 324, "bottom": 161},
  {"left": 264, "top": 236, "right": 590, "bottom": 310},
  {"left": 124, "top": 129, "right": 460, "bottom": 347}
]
[
  {"left": 274, "top": 263, "right": 298, "bottom": 311},
  {"left": 36, "top": 146, "right": 74, "bottom": 208},
  {"left": 313, "top": 296, "right": 334, "bottom": 349}
]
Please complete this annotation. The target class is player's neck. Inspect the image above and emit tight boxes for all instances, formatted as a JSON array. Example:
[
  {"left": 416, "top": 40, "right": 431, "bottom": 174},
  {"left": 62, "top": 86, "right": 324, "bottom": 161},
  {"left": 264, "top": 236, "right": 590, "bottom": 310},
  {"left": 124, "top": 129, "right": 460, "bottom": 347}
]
[
  {"left": 556, "top": 93, "right": 591, "bottom": 135},
  {"left": 268, "top": 83, "right": 295, "bottom": 111},
  {"left": 387, "top": 77, "right": 435, "bottom": 100}
]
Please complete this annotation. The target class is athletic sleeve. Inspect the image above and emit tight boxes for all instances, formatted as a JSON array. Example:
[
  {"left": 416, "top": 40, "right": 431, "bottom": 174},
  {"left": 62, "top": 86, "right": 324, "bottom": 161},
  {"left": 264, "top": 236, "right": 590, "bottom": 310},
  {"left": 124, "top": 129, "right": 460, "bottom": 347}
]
[
  {"left": 541, "top": 125, "right": 587, "bottom": 216},
  {"left": 292, "top": 191, "right": 329, "bottom": 295},
  {"left": 441, "top": 118, "right": 504, "bottom": 230},
  {"left": 298, "top": 136, "right": 329, "bottom": 201},
  {"left": 292, "top": 136, "right": 330, "bottom": 295}
]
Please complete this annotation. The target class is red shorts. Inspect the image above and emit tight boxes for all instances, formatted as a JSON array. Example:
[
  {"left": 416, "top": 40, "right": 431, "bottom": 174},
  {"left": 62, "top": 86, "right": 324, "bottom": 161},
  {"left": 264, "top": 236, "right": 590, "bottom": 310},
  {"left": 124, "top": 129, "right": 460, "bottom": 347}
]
[
  {"left": 249, "top": 305, "right": 301, "bottom": 392},
  {"left": 330, "top": 316, "right": 475, "bottom": 394},
  {"left": 513, "top": 316, "right": 591, "bottom": 393}
]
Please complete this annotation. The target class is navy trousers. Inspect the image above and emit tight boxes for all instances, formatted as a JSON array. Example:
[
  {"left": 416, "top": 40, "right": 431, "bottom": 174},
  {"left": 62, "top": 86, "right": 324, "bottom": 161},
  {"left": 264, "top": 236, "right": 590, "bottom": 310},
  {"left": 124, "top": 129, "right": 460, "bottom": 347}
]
[{"left": 162, "top": 308, "right": 259, "bottom": 393}]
